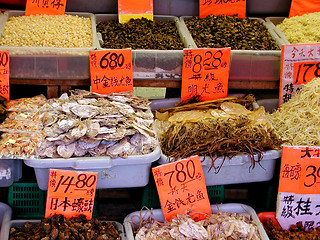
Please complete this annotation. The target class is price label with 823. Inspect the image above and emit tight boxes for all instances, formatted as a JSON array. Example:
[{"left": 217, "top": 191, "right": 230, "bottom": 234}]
[
  {"left": 89, "top": 49, "right": 133, "bottom": 95},
  {"left": 152, "top": 156, "right": 212, "bottom": 221},
  {"left": 45, "top": 169, "right": 98, "bottom": 219},
  {"left": 181, "top": 48, "right": 230, "bottom": 102}
]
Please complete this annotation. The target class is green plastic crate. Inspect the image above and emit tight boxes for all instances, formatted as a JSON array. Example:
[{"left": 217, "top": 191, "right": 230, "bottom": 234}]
[
  {"left": 8, "top": 182, "right": 99, "bottom": 219},
  {"left": 142, "top": 184, "right": 225, "bottom": 209},
  {"left": 8, "top": 183, "right": 46, "bottom": 218}
]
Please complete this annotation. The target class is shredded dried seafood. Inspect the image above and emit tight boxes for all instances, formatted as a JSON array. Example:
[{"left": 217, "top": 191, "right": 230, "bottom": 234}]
[
  {"left": 133, "top": 211, "right": 262, "bottom": 240},
  {"left": 267, "top": 77, "right": 320, "bottom": 146},
  {"left": 263, "top": 218, "right": 320, "bottom": 240},
  {"left": 9, "top": 214, "right": 121, "bottom": 240},
  {"left": 155, "top": 95, "right": 283, "bottom": 171},
  {"left": 37, "top": 90, "right": 157, "bottom": 159}
]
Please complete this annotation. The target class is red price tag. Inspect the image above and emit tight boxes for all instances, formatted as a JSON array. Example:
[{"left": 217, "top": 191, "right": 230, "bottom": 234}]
[
  {"left": 25, "top": 0, "right": 67, "bottom": 16},
  {"left": 45, "top": 169, "right": 98, "bottom": 219},
  {"left": 152, "top": 156, "right": 212, "bottom": 221},
  {"left": 89, "top": 49, "right": 133, "bottom": 95},
  {"left": 199, "top": 0, "right": 246, "bottom": 19},
  {"left": 289, "top": 0, "right": 320, "bottom": 18},
  {"left": 0, "top": 51, "right": 9, "bottom": 101},
  {"left": 118, "top": 0, "right": 153, "bottom": 23},
  {"left": 181, "top": 48, "right": 230, "bottom": 102},
  {"left": 277, "top": 146, "right": 320, "bottom": 230},
  {"left": 293, "top": 61, "right": 320, "bottom": 85},
  {"left": 280, "top": 43, "right": 320, "bottom": 105},
  {"left": 279, "top": 146, "right": 320, "bottom": 195}
]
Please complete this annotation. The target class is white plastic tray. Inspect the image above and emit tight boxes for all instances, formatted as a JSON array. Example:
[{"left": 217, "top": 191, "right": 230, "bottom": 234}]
[
  {"left": 2, "top": 219, "right": 125, "bottom": 240},
  {"left": 95, "top": 14, "right": 193, "bottom": 80},
  {"left": 179, "top": 16, "right": 283, "bottom": 82},
  {"left": 0, "top": 203, "right": 12, "bottom": 240},
  {"left": 0, "top": 159, "right": 22, "bottom": 187},
  {"left": 0, "top": 10, "right": 99, "bottom": 79},
  {"left": 265, "top": 17, "right": 291, "bottom": 44},
  {"left": 24, "top": 146, "right": 161, "bottom": 190},
  {"left": 123, "top": 203, "right": 269, "bottom": 240}
]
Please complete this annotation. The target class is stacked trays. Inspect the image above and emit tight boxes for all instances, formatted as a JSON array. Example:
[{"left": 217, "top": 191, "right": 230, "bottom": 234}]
[
  {"left": 0, "top": 11, "right": 285, "bottom": 82},
  {"left": 124, "top": 203, "right": 269, "bottom": 240},
  {"left": 0, "top": 159, "right": 22, "bottom": 187}
]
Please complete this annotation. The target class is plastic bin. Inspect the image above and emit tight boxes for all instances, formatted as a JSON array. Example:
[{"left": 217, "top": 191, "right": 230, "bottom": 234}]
[
  {"left": 95, "top": 14, "right": 193, "bottom": 80},
  {"left": 0, "top": 203, "right": 12, "bottom": 240},
  {"left": 24, "top": 146, "right": 161, "bottom": 190},
  {"left": 124, "top": 203, "right": 269, "bottom": 240},
  {"left": 179, "top": 16, "right": 285, "bottom": 82},
  {"left": 258, "top": 211, "right": 281, "bottom": 228},
  {"left": 265, "top": 17, "right": 291, "bottom": 44},
  {"left": 2, "top": 220, "right": 125, "bottom": 240},
  {"left": 0, "top": 159, "right": 22, "bottom": 187},
  {"left": 0, "top": 10, "right": 99, "bottom": 79}
]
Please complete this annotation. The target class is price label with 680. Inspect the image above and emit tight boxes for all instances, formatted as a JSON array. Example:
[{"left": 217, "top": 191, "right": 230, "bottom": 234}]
[
  {"left": 89, "top": 49, "right": 133, "bottom": 95},
  {"left": 45, "top": 169, "right": 98, "bottom": 219},
  {"left": 152, "top": 156, "right": 212, "bottom": 221}
]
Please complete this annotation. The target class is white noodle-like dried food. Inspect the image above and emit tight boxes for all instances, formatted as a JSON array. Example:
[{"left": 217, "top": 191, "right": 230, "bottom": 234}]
[
  {"left": 267, "top": 77, "right": 320, "bottom": 146},
  {"left": 277, "top": 12, "right": 320, "bottom": 44}
]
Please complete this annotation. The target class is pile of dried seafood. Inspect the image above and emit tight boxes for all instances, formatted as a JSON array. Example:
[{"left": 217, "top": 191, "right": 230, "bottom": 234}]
[
  {"left": 155, "top": 95, "right": 283, "bottom": 171},
  {"left": 263, "top": 218, "right": 320, "bottom": 240},
  {"left": 0, "top": 90, "right": 158, "bottom": 159},
  {"left": 9, "top": 214, "right": 121, "bottom": 240},
  {"left": 133, "top": 211, "right": 262, "bottom": 240}
]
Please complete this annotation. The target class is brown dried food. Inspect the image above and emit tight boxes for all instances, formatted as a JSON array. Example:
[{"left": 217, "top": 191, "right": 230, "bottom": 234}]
[
  {"left": 9, "top": 214, "right": 121, "bottom": 240},
  {"left": 155, "top": 95, "right": 284, "bottom": 171},
  {"left": 185, "top": 14, "right": 279, "bottom": 50},
  {"left": 97, "top": 17, "right": 184, "bottom": 50},
  {"left": 264, "top": 218, "right": 320, "bottom": 240}
]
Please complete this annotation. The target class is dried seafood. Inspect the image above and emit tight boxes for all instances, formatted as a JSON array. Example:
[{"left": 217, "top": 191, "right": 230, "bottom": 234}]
[
  {"left": 9, "top": 214, "right": 121, "bottom": 240},
  {"left": 133, "top": 211, "right": 261, "bottom": 240},
  {"left": 267, "top": 77, "right": 320, "bottom": 146},
  {"left": 37, "top": 90, "right": 158, "bottom": 159},
  {"left": 263, "top": 218, "right": 320, "bottom": 240},
  {"left": 155, "top": 95, "right": 283, "bottom": 171},
  {"left": 0, "top": 95, "right": 7, "bottom": 124}
]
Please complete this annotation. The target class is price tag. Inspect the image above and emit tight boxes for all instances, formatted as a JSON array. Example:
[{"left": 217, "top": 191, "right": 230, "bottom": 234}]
[
  {"left": 276, "top": 146, "right": 320, "bottom": 230},
  {"left": 280, "top": 43, "right": 320, "bottom": 105},
  {"left": 181, "top": 48, "right": 230, "bottom": 102},
  {"left": 152, "top": 156, "right": 212, "bottom": 221},
  {"left": 0, "top": 51, "right": 9, "bottom": 101},
  {"left": 25, "top": 0, "right": 67, "bottom": 16},
  {"left": 289, "top": 0, "right": 320, "bottom": 18},
  {"left": 118, "top": 0, "right": 153, "bottom": 23},
  {"left": 89, "top": 49, "right": 133, "bottom": 95},
  {"left": 45, "top": 169, "right": 98, "bottom": 219},
  {"left": 199, "top": 0, "right": 246, "bottom": 19}
]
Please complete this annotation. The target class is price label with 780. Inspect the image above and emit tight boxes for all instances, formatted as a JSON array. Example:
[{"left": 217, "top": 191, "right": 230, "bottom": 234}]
[{"left": 152, "top": 156, "right": 212, "bottom": 221}]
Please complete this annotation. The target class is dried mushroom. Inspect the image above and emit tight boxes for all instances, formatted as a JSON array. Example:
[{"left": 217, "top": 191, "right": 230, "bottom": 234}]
[
  {"left": 97, "top": 17, "right": 184, "bottom": 50},
  {"left": 185, "top": 14, "right": 279, "bottom": 50}
]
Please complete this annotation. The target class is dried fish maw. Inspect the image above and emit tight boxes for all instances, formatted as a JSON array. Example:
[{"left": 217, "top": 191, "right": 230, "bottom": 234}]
[
  {"left": 248, "top": 106, "right": 268, "bottom": 126},
  {"left": 220, "top": 102, "right": 251, "bottom": 115},
  {"left": 168, "top": 110, "right": 212, "bottom": 122}
]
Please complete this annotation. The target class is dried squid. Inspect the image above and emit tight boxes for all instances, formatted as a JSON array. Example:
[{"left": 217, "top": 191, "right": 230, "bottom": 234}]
[{"left": 133, "top": 211, "right": 262, "bottom": 240}]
